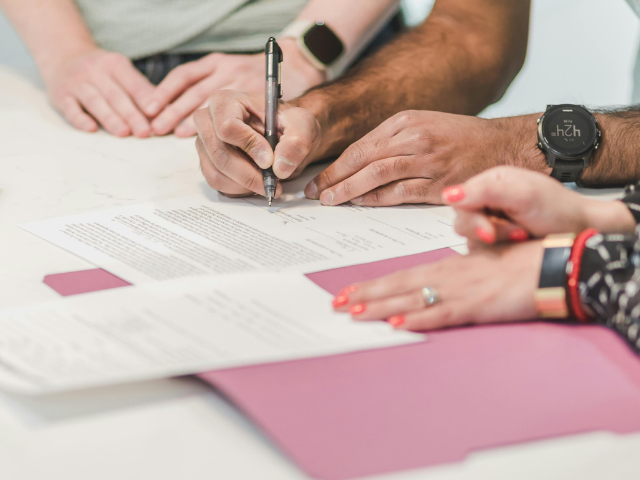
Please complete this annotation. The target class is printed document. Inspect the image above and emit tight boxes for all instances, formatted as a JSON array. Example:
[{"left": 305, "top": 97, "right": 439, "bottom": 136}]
[
  {"left": 0, "top": 273, "right": 421, "bottom": 395},
  {"left": 21, "top": 190, "right": 464, "bottom": 285}
]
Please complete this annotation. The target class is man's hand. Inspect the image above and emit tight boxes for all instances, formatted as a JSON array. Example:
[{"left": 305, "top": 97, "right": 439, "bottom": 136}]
[
  {"left": 44, "top": 48, "right": 155, "bottom": 137},
  {"left": 442, "top": 166, "right": 637, "bottom": 245},
  {"left": 304, "top": 110, "right": 548, "bottom": 206},
  {"left": 144, "top": 41, "right": 324, "bottom": 138},
  {"left": 193, "top": 90, "right": 322, "bottom": 198}
]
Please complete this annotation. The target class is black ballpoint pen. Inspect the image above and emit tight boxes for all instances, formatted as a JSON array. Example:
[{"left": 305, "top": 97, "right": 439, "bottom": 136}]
[{"left": 263, "top": 37, "right": 283, "bottom": 206}]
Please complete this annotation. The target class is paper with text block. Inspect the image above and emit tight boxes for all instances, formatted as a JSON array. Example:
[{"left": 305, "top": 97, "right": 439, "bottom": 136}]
[
  {"left": 20, "top": 193, "right": 464, "bottom": 284},
  {"left": 0, "top": 273, "right": 422, "bottom": 395}
]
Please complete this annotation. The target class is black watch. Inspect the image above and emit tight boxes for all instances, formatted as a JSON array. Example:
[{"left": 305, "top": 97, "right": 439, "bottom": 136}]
[{"left": 537, "top": 104, "right": 601, "bottom": 183}]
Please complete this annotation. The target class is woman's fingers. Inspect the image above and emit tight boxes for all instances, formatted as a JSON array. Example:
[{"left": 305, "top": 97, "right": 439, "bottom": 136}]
[
  {"left": 453, "top": 210, "right": 530, "bottom": 244},
  {"left": 92, "top": 75, "right": 151, "bottom": 137},
  {"left": 74, "top": 83, "right": 130, "bottom": 137},
  {"left": 57, "top": 95, "right": 98, "bottom": 132},
  {"left": 143, "top": 59, "right": 215, "bottom": 117}
]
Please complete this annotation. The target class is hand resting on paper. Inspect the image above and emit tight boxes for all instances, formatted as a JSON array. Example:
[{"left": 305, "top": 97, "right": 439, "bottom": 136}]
[{"left": 332, "top": 240, "right": 543, "bottom": 331}]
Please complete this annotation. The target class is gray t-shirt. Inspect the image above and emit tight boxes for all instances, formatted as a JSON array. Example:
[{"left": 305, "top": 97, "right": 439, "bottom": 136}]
[{"left": 74, "top": 0, "right": 308, "bottom": 60}]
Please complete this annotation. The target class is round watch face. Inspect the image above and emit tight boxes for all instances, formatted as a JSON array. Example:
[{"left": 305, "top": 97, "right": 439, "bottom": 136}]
[{"left": 542, "top": 106, "right": 597, "bottom": 156}]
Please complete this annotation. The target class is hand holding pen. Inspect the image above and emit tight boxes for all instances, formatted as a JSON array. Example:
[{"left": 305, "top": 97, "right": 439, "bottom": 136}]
[{"left": 193, "top": 52, "right": 322, "bottom": 200}]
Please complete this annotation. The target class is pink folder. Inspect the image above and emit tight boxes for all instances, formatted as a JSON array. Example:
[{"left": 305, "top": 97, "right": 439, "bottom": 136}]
[{"left": 43, "top": 249, "right": 640, "bottom": 480}]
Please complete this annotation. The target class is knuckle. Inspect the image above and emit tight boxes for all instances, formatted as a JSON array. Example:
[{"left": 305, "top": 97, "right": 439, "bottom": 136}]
[
  {"left": 391, "top": 157, "right": 409, "bottom": 176},
  {"left": 369, "top": 161, "right": 391, "bottom": 182},
  {"left": 344, "top": 144, "right": 369, "bottom": 168},
  {"left": 242, "top": 173, "right": 259, "bottom": 191},
  {"left": 341, "top": 181, "right": 354, "bottom": 198},
  {"left": 217, "top": 119, "right": 238, "bottom": 140},
  {"left": 368, "top": 188, "right": 382, "bottom": 204},
  {"left": 210, "top": 148, "right": 231, "bottom": 171},
  {"left": 286, "top": 135, "right": 311, "bottom": 156}
]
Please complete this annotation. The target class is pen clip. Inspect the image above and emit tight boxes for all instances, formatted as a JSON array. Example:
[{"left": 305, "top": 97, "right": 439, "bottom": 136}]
[{"left": 277, "top": 46, "right": 283, "bottom": 99}]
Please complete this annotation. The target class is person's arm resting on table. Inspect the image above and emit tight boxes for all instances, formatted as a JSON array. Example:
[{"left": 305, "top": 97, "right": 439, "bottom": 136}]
[
  {"left": 194, "top": 0, "right": 531, "bottom": 199},
  {"left": 0, "top": 0, "right": 155, "bottom": 137}
]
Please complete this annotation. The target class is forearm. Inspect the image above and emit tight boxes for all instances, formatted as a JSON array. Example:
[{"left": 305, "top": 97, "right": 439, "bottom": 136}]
[
  {"left": 579, "top": 109, "right": 640, "bottom": 186},
  {"left": 293, "top": 0, "right": 530, "bottom": 159},
  {"left": 0, "top": 0, "right": 96, "bottom": 81},
  {"left": 503, "top": 108, "right": 640, "bottom": 187},
  {"left": 292, "top": 0, "right": 399, "bottom": 53}
]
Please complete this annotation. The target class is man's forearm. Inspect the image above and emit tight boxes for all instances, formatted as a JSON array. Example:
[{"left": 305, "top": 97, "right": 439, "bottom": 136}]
[
  {"left": 499, "top": 108, "right": 640, "bottom": 187},
  {"left": 582, "top": 109, "right": 640, "bottom": 186},
  {"left": 293, "top": 0, "right": 531, "bottom": 159},
  {"left": 0, "top": 0, "right": 96, "bottom": 81}
]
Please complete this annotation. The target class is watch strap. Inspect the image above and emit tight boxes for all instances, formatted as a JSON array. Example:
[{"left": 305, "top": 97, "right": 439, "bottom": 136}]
[
  {"left": 536, "top": 234, "right": 575, "bottom": 318},
  {"left": 550, "top": 158, "right": 585, "bottom": 183}
]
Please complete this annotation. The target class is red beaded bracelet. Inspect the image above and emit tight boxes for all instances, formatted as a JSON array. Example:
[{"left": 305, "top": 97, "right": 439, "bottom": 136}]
[{"left": 567, "top": 228, "right": 599, "bottom": 323}]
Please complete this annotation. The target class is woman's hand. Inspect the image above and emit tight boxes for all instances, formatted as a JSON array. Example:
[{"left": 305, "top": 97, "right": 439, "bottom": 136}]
[
  {"left": 332, "top": 240, "right": 543, "bottom": 331},
  {"left": 442, "top": 166, "right": 636, "bottom": 245},
  {"left": 143, "top": 39, "right": 325, "bottom": 137},
  {"left": 43, "top": 48, "right": 155, "bottom": 137}
]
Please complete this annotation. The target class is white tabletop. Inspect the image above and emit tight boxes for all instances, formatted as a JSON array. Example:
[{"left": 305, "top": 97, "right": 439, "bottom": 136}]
[{"left": 0, "top": 65, "right": 638, "bottom": 480}]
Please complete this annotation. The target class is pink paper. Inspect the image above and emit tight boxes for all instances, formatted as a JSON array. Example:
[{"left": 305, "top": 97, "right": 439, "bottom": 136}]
[
  {"left": 43, "top": 248, "right": 640, "bottom": 480},
  {"left": 43, "top": 268, "right": 131, "bottom": 296}
]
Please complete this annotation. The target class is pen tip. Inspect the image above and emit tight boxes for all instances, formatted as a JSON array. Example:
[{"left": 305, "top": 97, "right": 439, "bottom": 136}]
[{"left": 268, "top": 199, "right": 272, "bottom": 206}]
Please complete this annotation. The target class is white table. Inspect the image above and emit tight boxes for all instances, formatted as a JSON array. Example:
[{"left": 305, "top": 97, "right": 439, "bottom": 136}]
[{"left": 0, "top": 65, "right": 638, "bottom": 480}]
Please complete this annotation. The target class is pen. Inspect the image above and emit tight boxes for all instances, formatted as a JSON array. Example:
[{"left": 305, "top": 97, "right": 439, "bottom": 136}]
[{"left": 263, "top": 37, "right": 283, "bottom": 206}]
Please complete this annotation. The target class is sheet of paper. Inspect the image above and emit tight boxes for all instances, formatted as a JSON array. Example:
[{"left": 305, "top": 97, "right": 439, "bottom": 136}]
[
  {"left": 0, "top": 273, "right": 421, "bottom": 395},
  {"left": 21, "top": 187, "right": 464, "bottom": 285}
]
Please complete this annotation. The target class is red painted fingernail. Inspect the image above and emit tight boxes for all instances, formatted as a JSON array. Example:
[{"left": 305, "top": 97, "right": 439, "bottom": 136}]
[
  {"left": 442, "top": 186, "right": 465, "bottom": 203},
  {"left": 332, "top": 295, "right": 348, "bottom": 308},
  {"left": 350, "top": 304, "right": 366, "bottom": 315},
  {"left": 388, "top": 315, "right": 405, "bottom": 327},
  {"left": 339, "top": 285, "right": 358, "bottom": 296},
  {"left": 475, "top": 227, "right": 495, "bottom": 244},
  {"left": 508, "top": 229, "right": 529, "bottom": 242}
]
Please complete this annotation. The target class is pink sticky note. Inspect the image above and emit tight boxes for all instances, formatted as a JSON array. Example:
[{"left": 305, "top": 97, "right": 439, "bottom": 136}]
[{"left": 43, "top": 268, "right": 131, "bottom": 296}]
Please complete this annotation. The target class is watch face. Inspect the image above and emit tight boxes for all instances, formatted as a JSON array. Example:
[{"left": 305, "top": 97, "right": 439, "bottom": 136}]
[
  {"left": 303, "top": 22, "right": 344, "bottom": 65},
  {"left": 542, "top": 107, "right": 597, "bottom": 156}
]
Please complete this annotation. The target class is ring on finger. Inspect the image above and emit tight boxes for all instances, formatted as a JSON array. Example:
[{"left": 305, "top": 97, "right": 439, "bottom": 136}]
[{"left": 421, "top": 286, "right": 440, "bottom": 307}]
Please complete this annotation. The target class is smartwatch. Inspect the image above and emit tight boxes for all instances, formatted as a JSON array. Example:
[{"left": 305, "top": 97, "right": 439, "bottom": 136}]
[
  {"left": 537, "top": 104, "right": 601, "bottom": 183},
  {"left": 279, "top": 20, "right": 345, "bottom": 73}
]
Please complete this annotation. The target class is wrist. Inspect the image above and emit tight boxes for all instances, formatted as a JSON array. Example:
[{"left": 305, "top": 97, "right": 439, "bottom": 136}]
[
  {"left": 489, "top": 114, "right": 550, "bottom": 174},
  {"left": 278, "top": 38, "right": 325, "bottom": 98},
  {"left": 582, "top": 198, "right": 636, "bottom": 234},
  {"left": 38, "top": 42, "right": 99, "bottom": 84}
]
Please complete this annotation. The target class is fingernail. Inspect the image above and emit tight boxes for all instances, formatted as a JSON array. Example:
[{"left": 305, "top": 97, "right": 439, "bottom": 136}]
[
  {"left": 145, "top": 101, "right": 160, "bottom": 116},
  {"left": 339, "top": 285, "right": 358, "bottom": 296},
  {"left": 351, "top": 196, "right": 364, "bottom": 205},
  {"left": 475, "top": 227, "right": 495, "bottom": 244},
  {"left": 255, "top": 150, "right": 273, "bottom": 169},
  {"left": 388, "top": 315, "right": 405, "bottom": 327},
  {"left": 274, "top": 157, "right": 296, "bottom": 178},
  {"left": 350, "top": 303, "right": 366, "bottom": 315},
  {"left": 320, "top": 190, "right": 335, "bottom": 205},
  {"left": 509, "top": 229, "right": 529, "bottom": 242},
  {"left": 305, "top": 181, "right": 319, "bottom": 199},
  {"left": 133, "top": 123, "right": 150, "bottom": 137},
  {"left": 442, "top": 186, "right": 465, "bottom": 203},
  {"left": 152, "top": 119, "right": 167, "bottom": 132},
  {"left": 332, "top": 295, "right": 349, "bottom": 308}
]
